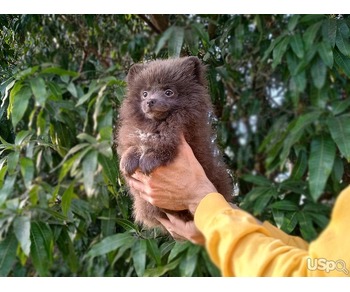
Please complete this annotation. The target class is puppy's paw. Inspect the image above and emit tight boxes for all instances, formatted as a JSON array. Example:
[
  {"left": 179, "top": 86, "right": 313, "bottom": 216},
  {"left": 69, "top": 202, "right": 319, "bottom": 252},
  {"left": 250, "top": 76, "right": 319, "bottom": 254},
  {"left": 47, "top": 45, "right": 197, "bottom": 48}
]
[
  {"left": 139, "top": 153, "right": 162, "bottom": 175},
  {"left": 120, "top": 147, "right": 141, "bottom": 176}
]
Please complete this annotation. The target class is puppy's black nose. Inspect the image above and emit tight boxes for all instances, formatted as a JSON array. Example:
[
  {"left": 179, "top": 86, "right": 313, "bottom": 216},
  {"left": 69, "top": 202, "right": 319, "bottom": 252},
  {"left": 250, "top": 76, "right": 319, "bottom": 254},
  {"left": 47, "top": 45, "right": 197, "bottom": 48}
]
[{"left": 147, "top": 99, "right": 156, "bottom": 107}]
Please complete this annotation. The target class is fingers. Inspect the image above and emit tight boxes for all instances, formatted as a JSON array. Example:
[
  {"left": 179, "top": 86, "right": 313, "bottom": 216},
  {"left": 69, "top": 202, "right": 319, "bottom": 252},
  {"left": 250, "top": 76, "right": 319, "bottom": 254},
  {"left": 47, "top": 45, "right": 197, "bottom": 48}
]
[
  {"left": 157, "top": 213, "right": 205, "bottom": 245},
  {"left": 131, "top": 169, "right": 149, "bottom": 183},
  {"left": 156, "top": 216, "right": 187, "bottom": 241}
]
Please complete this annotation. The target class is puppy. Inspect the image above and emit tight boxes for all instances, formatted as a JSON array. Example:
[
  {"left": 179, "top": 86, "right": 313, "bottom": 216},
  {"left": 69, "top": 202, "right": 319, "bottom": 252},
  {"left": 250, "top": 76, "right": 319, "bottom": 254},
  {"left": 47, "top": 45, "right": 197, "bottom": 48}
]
[{"left": 115, "top": 56, "right": 233, "bottom": 230}]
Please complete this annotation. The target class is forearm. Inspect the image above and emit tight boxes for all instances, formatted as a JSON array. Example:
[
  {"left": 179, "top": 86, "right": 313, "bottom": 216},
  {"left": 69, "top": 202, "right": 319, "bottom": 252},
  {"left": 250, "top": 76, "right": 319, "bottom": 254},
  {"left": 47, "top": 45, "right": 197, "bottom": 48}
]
[{"left": 194, "top": 193, "right": 311, "bottom": 276}]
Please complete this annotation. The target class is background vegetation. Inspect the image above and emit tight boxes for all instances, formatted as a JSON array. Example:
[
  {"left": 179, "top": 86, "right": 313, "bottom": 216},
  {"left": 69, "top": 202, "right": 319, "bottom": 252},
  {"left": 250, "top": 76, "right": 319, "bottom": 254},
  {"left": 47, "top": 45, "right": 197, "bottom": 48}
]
[{"left": 1, "top": 14, "right": 350, "bottom": 276}]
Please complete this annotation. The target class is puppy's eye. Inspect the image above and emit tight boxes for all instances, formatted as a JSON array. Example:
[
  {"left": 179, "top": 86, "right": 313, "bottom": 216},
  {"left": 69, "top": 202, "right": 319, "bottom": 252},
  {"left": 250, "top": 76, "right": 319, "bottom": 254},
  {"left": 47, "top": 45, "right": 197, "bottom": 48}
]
[
  {"left": 164, "top": 89, "right": 174, "bottom": 97},
  {"left": 142, "top": 91, "right": 148, "bottom": 98}
]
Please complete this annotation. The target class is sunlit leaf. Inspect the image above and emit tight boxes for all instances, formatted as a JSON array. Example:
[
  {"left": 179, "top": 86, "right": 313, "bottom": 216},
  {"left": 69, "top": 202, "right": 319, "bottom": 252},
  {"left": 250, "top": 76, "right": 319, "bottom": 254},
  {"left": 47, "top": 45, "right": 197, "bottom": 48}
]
[
  {"left": 41, "top": 67, "right": 79, "bottom": 77},
  {"left": 20, "top": 157, "right": 34, "bottom": 189},
  {"left": 13, "top": 215, "right": 31, "bottom": 256},
  {"left": 86, "top": 232, "right": 134, "bottom": 258},
  {"left": 61, "top": 182, "right": 77, "bottom": 216},
  {"left": 9, "top": 85, "right": 32, "bottom": 129},
  {"left": 82, "top": 150, "right": 98, "bottom": 197},
  {"left": 0, "top": 175, "right": 16, "bottom": 207},
  {"left": 30, "top": 77, "right": 47, "bottom": 107}
]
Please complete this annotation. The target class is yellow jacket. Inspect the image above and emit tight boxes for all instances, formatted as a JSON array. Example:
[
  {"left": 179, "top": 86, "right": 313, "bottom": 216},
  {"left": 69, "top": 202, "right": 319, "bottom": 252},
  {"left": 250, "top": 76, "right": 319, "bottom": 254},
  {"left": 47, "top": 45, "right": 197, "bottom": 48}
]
[{"left": 194, "top": 186, "right": 350, "bottom": 276}]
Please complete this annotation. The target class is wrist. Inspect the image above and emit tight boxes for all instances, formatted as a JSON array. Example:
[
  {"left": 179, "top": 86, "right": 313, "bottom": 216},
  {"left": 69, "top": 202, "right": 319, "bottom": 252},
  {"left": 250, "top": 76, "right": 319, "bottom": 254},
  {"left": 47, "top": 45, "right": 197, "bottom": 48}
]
[{"left": 188, "top": 182, "right": 217, "bottom": 215}]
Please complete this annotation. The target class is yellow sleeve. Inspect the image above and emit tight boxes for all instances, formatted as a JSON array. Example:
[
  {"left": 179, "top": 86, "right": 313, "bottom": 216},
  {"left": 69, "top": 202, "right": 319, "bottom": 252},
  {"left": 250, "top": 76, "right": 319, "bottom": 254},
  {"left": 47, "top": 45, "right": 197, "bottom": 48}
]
[{"left": 194, "top": 187, "right": 350, "bottom": 277}]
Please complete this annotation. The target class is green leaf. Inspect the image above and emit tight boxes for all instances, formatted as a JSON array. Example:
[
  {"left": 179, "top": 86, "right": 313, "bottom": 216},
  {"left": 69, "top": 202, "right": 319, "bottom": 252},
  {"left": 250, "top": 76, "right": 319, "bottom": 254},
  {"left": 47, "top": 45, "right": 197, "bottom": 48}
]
[
  {"left": 179, "top": 244, "right": 200, "bottom": 276},
  {"left": 303, "top": 21, "right": 322, "bottom": 50},
  {"left": 311, "top": 58, "right": 327, "bottom": 89},
  {"left": 82, "top": 150, "right": 98, "bottom": 197},
  {"left": 30, "top": 77, "right": 47, "bottom": 107},
  {"left": 13, "top": 215, "right": 31, "bottom": 256},
  {"left": 297, "top": 212, "right": 318, "bottom": 242},
  {"left": 330, "top": 99, "right": 350, "bottom": 115},
  {"left": 15, "top": 130, "right": 33, "bottom": 146},
  {"left": 279, "top": 179, "right": 307, "bottom": 194},
  {"left": 191, "top": 22, "right": 210, "bottom": 50},
  {"left": 30, "top": 221, "right": 53, "bottom": 276},
  {"left": 318, "top": 42, "right": 333, "bottom": 67},
  {"left": 280, "top": 111, "right": 322, "bottom": 165},
  {"left": 0, "top": 79, "right": 15, "bottom": 109},
  {"left": 144, "top": 258, "right": 181, "bottom": 277},
  {"left": 308, "top": 135, "right": 336, "bottom": 201},
  {"left": 9, "top": 85, "right": 32, "bottom": 129},
  {"left": 76, "top": 81, "right": 99, "bottom": 107},
  {"left": 155, "top": 26, "right": 174, "bottom": 55},
  {"left": 331, "top": 156, "right": 344, "bottom": 182},
  {"left": 335, "top": 22, "right": 350, "bottom": 57},
  {"left": 322, "top": 18, "right": 337, "bottom": 48},
  {"left": 100, "top": 209, "right": 116, "bottom": 237},
  {"left": 291, "top": 149, "right": 307, "bottom": 180},
  {"left": 0, "top": 233, "right": 18, "bottom": 276},
  {"left": 241, "top": 174, "right": 272, "bottom": 186},
  {"left": 47, "top": 81, "right": 62, "bottom": 99},
  {"left": 160, "top": 240, "right": 176, "bottom": 257},
  {"left": 270, "top": 200, "right": 299, "bottom": 211},
  {"left": 280, "top": 212, "right": 298, "bottom": 234},
  {"left": 0, "top": 175, "right": 16, "bottom": 207},
  {"left": 290, "top": 34, "right": 304, "bottom": 58},
  {"left": 86, "top": 232, "right": 134, "bottom": 258},
  {"left": 240, "top": 186, "right": 276, "bottom": 215},
  {"left": 289, "top": 70, "right": 307, "bottom": 93},
  {"left": 6, "top": 151, "right": 19, "bottom": 175},
  {"left": 168, "top": 26, "right": 184, "bottom": 58},
  {"left": 98, "top": 154, "right": 118, "bottom": 190},
  {"left": 327, "top": 114, "right": 350, "bottom": 161},
  {"left": 168, "top": 241, "right": 189, "bottom": 262},
  {"left": 288, "top": 15, "right": 300, "bottom": 31},
  {"left": 146, "top": 238, "right": 162, "bottom": 266},
  {"left": 262, "top": 34, "right": 286, "bottom": 62},
  {"left": 115, "top": 218, "right": 139, "bottom": 231},
  {"left": 272, "top": 36, "right": 289, "bottom": 68},
  {"left": 252, "top": 188, "right": 276, "bottom": 215},
  {"left": 20, "top": 157, "right": 34, "bottom": 189},
  {"left": 334, "top": 49, "right": 350, "bottom": 77},
  {"left": 61, "top": 182, "right": 77, "bottom": 216},
  {"left": 56, "top": 227, "right": 79, "bottom": 273},
  {"left": 41, "top": 67, "right": 79, "bottom": 77},
  {"left": 132, "top": 239, "right": 147, "bottom": 276},
  {"left": 67, "top": 82, "right": 78, "bottom": 98}
]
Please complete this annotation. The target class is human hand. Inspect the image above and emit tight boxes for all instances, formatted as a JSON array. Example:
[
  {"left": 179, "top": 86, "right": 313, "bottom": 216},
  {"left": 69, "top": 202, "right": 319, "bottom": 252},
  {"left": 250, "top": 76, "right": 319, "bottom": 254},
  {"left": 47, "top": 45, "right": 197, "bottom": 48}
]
[
  {"left": 127, "top": 134, "right": 217, "bottom": 215},
  {"left": 156, "top": 213, "right": 205, "bottom": 245}
]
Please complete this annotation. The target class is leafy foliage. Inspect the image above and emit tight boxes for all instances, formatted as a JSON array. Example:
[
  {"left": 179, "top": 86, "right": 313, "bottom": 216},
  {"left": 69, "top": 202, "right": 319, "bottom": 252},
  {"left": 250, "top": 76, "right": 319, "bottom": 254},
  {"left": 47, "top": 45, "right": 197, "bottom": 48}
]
[{"left": 1, "top": 14, "right": 350, "bottom": 276}]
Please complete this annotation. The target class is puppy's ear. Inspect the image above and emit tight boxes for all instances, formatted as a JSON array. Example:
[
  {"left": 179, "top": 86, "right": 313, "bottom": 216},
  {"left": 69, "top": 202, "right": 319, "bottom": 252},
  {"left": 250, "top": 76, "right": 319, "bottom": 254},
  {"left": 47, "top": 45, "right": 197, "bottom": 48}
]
[
  {"left": 127, "top": 63, "right": 146, "bottom": 83},
  {"left": 181, "top": 56, "right": 207, "bottom": 86}
]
